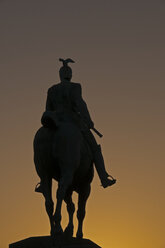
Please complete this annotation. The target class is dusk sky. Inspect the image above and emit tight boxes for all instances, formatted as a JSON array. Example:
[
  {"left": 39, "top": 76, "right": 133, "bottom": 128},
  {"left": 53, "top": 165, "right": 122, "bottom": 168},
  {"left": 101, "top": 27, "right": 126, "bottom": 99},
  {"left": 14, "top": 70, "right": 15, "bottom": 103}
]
[{"left": 0, "top": 1, "right": 165, "bottom": 248}]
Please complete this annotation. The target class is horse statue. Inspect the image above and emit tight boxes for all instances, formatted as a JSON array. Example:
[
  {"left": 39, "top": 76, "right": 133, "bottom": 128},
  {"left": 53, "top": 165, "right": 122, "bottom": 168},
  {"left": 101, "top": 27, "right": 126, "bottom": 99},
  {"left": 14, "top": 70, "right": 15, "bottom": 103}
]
[
  {"left": 33, "top": 121, "right": 93, "bottom": 239},
  {"left": 33, "top": 58, "right": 116, "bottom": 243}
]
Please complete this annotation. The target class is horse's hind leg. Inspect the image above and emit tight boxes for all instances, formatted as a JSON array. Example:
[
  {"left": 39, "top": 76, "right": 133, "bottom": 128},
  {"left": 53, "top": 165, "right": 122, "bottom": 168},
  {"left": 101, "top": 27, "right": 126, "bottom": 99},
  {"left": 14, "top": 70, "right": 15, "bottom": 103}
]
[
  {"left": 42, "top": 176, "right": 55, "bottom": 236},
  {"left": 64, "top": 189, "right": 75, "bottom": 238},
  {"left": 76, "top": 183, "right": 91, "bottom": 239}
]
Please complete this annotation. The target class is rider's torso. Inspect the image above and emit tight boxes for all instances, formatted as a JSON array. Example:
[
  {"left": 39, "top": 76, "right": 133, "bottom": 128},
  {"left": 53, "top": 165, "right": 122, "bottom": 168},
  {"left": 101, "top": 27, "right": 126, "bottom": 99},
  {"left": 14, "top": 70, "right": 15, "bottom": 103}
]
[
  {"left": 48, "top": 81, "right": 80, "bottom": 123},
  {"left": 49, "top": 82, "right": 72, "bottom": 112}
]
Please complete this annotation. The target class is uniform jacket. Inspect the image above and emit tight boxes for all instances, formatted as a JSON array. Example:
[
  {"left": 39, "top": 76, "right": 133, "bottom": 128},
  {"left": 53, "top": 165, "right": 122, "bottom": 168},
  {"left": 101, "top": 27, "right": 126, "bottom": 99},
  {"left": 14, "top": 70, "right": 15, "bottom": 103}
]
[{"left": 43, "top": 81, "right": 93, "bottom": 128}]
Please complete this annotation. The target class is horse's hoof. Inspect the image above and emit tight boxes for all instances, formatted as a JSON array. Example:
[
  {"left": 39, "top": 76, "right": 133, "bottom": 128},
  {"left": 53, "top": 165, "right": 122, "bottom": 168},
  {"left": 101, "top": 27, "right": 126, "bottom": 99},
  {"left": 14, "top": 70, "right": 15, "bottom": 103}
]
[
  {"left": 64, "top": 225, "right": 73, "bottom": 239},
  {"left": 51, "top": 235, "right": 63, "bottom": 247},
  {"left": 76, "top": 232, "right": 83, "bottom": 240},
  {"left": 50, "top": 230, "right": 56, "bottom": 238},
  {"left": 52, "top": 225, "right": 63, "bottom": 238}
]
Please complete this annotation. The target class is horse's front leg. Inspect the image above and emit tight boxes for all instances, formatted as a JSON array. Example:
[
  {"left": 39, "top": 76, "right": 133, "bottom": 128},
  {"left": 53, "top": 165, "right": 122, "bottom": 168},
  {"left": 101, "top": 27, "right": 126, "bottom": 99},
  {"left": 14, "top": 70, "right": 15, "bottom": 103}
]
[
  {"left": 64, "top": 189, "right": 75, "bottom": 238},
  {"left": 53, "top": 183, "right": 63, "bottom": 236},
  {"left": 76, "top": 183, "right": 91, "bottom": 239},
  {"left": 53, "top": 173, "right": 73, "bottom": 236},
  {"left": 42, "top": 177, "right": 55, "bottom": 236}
]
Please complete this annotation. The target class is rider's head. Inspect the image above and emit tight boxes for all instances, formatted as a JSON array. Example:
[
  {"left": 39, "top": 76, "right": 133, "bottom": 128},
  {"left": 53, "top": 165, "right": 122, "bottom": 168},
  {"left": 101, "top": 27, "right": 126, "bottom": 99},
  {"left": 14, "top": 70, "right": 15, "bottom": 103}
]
[
  {"left": 59, "top": 65, "right": 72, "bottom": 81},
  {"left": 59, "top": 58, "right": 75, "bottom": 81}
]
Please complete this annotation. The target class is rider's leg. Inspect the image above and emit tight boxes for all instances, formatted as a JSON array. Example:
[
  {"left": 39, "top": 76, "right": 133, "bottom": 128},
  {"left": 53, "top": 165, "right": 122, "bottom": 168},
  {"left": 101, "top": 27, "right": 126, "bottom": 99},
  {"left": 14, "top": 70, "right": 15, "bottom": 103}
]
[
  {"left": 82, "top": 129, "right": 116, "bottom": 188},
  {"left": 94, "top": 144, "right": 116, "bottom": 188}
]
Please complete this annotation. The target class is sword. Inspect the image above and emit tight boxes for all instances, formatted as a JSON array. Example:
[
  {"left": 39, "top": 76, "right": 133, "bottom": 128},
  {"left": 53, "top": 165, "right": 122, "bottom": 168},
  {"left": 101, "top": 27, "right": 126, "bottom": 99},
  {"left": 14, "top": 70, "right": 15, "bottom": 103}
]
[
  {"left": 91, "top": 127, "right": 103, "bottom": 138},
  {"left": 74, "top": 107, "right": 103, "bottom": 138}
]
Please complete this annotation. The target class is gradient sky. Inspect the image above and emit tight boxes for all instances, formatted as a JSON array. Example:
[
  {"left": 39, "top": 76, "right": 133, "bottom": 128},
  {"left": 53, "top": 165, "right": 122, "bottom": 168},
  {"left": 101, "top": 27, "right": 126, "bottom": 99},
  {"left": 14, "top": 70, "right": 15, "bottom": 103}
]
[{"left": 0, "top": 1, "right": 165, "bottom": 248}]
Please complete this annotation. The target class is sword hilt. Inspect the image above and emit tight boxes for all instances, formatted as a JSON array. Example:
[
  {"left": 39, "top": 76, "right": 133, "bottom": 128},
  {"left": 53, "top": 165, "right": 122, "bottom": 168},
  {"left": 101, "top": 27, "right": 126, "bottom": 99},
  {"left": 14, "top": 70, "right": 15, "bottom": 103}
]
[{"left": 91, "top": 127, "right": 103, "bottom": 138}]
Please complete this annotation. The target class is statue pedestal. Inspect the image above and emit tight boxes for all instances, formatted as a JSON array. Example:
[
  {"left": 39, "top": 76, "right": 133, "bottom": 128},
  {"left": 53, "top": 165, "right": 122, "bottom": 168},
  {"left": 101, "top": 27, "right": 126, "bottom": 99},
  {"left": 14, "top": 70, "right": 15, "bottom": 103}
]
[{"left": 9, "top": 236, "right": 102, "bottom": 248}]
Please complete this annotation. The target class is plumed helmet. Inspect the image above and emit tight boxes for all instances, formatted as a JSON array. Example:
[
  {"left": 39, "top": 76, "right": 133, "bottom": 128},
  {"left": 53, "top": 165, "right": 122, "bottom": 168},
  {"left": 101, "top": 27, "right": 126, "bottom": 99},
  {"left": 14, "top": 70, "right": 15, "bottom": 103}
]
[{"left": 59, "top": 58, "right": 75, "bottom": 81}]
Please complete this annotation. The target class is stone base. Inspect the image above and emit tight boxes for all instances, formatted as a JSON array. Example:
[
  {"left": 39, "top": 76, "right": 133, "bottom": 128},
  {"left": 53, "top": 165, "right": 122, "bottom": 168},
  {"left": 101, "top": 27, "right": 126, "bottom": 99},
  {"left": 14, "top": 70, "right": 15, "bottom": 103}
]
[{"left": 9, "top": 236, "right": 101, "bottom": 248}]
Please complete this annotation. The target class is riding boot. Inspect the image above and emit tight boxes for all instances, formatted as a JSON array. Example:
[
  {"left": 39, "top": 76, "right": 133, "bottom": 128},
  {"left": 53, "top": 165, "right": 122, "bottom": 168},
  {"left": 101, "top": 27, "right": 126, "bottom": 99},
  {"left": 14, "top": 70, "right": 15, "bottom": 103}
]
[{"left": 93, "top": 145, "right": 116, "bottom": 188}]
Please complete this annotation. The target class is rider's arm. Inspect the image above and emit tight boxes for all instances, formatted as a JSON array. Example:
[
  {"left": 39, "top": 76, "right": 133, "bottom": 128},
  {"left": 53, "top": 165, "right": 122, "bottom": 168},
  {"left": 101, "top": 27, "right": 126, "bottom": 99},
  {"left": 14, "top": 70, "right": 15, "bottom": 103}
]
[
  {"left": 46, "top": 88, "right": 54, "bottom": 111},
  {"left": 73, "top": 84, "right": 94, "bottom": 128}
]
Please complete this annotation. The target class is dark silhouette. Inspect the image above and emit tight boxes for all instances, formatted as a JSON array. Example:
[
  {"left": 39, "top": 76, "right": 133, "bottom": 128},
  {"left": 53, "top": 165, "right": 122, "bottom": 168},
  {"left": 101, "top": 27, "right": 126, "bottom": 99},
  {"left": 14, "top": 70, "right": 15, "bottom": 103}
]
[
  {"left": 33, "top": 59, "right": 116, "bottom": 240},
  {"left": 34, "top": 120, "right": 93, "bottom": 239}
]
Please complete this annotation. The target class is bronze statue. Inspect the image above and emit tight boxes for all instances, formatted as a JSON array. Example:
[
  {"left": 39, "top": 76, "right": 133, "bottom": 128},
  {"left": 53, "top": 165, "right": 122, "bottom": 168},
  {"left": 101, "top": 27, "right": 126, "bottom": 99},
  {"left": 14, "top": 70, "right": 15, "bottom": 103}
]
[{"left": 33, "top": 59, "right": 116, "bottom": 239}]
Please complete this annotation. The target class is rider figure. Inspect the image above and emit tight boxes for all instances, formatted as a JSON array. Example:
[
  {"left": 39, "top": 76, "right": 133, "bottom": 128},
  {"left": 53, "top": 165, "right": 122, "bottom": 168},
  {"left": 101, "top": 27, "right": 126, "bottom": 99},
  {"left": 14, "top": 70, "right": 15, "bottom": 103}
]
[{"left": 36, "top": 58, "right": 116, "bottom": 192}]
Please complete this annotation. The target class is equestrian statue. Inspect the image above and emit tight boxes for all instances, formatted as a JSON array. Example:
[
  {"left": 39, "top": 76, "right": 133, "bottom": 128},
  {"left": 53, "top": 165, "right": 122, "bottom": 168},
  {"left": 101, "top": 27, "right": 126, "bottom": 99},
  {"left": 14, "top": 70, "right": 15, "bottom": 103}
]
[{"left": 33, "top": 58, "right": 116, "bottom": 239}]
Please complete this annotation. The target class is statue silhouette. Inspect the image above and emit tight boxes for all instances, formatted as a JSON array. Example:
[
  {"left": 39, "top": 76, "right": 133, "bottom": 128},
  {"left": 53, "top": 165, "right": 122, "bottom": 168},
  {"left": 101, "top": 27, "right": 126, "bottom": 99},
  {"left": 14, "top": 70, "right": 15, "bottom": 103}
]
[{"left": 33, "top": 59, "right": 116, "bottom": 239}]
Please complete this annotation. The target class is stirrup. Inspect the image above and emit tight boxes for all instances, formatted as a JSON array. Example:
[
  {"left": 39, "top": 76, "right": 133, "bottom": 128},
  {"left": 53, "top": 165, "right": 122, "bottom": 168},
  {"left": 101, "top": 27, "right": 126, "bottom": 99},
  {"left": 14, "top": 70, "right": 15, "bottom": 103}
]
[
  {"left": 35, "top": 182, "right": 43, "bottom": 193},
  {"left": 108, "top": 174, "right": 116, "bottom": 180}
]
